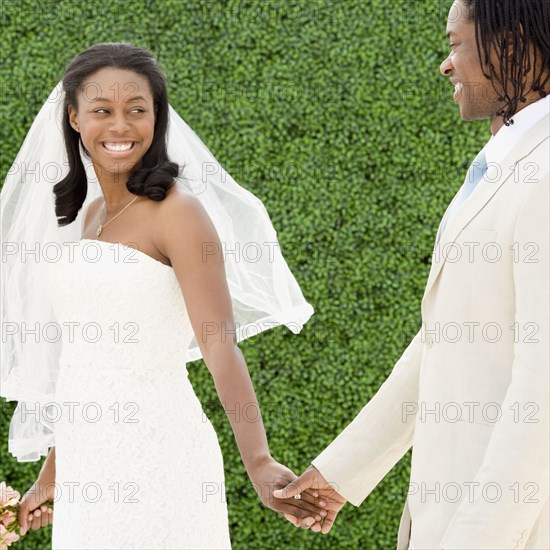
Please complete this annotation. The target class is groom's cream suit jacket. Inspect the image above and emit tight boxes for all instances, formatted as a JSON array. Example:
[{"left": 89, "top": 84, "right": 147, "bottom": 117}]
[{"left": 312, "top": 96, "right": 549, "bottom": 549}]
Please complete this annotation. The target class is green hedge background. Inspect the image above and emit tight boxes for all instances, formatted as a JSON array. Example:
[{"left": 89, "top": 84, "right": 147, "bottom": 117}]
[{"left": 1, "top": 1, "right": 488, "bottom": 548}]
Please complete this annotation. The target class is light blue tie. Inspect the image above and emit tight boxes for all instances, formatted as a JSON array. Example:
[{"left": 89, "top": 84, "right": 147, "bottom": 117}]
[{"left": 437, "top": 149, "right": 488, "bottom": 241}]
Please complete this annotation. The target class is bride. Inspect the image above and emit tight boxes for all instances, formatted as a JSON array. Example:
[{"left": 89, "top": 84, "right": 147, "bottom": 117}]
[{"left": 0, "top": 42, "right": 326, "bottom": 548}]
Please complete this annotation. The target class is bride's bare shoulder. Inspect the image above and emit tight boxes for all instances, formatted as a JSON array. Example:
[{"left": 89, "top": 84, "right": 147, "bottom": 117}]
[
  {"left": 158, "top": 183, "right": 206, "bottom": 217},
  {"left": 156, "top": 183, "right": 216, "bottom": 238}
]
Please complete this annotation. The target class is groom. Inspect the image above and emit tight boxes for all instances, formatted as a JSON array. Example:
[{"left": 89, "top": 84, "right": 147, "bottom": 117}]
[{"left": 274, "top": 1, "right": 549, "bottom": 548}]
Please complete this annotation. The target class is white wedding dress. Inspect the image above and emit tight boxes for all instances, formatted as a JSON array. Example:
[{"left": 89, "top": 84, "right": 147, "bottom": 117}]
[{"left": 46, "top": 239, "right": 232, "bottom": 549}]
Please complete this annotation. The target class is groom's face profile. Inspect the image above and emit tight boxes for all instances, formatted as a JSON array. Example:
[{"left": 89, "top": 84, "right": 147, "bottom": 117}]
[{"left": 439, "top": 0, "right": 504, "bottom": 123}]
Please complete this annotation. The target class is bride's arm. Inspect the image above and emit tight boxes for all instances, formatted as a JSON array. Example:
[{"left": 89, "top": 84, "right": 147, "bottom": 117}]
[
  {"left": 38, "top": 446, "right": 56, "bottom": 482},
  {"left": 154, "top": 190, "right": 326, "bottom": 525}
]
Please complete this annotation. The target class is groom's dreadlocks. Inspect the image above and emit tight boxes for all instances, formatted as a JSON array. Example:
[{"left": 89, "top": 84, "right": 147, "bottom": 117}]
[{"left": 464, "top": 0, "right": 550, "bottom": 125}]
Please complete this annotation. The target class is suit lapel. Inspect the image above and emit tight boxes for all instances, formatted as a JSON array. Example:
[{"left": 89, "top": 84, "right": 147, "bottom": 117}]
[{"left": 421, "top": 113, "right": 549, "bottom": 308}]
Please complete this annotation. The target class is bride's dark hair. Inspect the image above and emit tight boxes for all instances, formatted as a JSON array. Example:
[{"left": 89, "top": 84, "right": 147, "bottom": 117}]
[{"left": 54, "top": 42, "right": 179, "bottom": 226}]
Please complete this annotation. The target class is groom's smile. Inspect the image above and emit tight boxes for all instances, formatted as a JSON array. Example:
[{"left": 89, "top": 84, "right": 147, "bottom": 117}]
[{"left": 439, "top": 0, "right": 504, "bottom": 128}]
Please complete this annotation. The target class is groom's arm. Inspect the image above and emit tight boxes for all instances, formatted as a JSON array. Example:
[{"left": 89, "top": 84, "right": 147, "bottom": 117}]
[
  {"left": 311, "top": 328, "right": 424, "bottom": 506},
  {"left": 440, "top": 175, "right": 550, "bottom": 549}
]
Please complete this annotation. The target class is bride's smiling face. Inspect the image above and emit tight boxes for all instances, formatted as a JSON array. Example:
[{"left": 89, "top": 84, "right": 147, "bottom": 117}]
[{"left": 68, "top": 67, "right": 156, "bottom": 181}]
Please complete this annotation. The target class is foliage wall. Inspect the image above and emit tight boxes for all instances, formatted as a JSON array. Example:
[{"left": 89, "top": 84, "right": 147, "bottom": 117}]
[{"left": 0, "top": 1, "right": 487, "bottom": 548}]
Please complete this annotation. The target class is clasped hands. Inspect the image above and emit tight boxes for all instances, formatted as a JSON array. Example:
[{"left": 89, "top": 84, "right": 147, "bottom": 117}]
[
  {"left": 249, "top": 457, "right": 346, "bottom": 533},
  {"left": 19, "top": 457, "right": 344, "bottom": 535}
]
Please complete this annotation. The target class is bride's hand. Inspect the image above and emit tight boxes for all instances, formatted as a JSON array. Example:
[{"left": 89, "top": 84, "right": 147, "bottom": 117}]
[
  {"left": 18, "top": 479, "right": 55, "bottom": 536},
  {"left": 246, "top": 455, "right": 327, "bottom": 527}
]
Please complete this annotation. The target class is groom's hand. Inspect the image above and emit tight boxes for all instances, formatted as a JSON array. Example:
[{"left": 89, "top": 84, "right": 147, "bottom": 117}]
[
  {"left": 273, "top": 465, "right": 346, "bottom": 534},
  {"left": 247, "top": 456, "right": 328, "bottom": 526}
]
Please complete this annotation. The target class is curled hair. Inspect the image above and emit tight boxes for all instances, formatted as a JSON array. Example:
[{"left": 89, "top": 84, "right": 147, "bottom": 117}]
[
  {"left": 54, "top": 42, "right": 180, "bottom": 226},
  {"left": 465, "top": 0, "right": 550, "bottom": 125}
]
